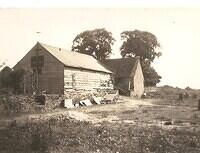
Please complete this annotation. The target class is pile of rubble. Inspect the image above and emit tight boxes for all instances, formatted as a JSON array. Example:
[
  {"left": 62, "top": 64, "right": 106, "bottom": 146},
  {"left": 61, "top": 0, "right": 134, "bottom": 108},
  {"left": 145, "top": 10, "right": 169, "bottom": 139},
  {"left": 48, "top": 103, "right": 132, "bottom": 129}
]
[
  {"left": 62, "top": 90, "right": 119, "bottom": 108},
  {"left": 0, "top": 90, "right": 119, "bottom": 114},
  {"left": 44, "top": 94, "right": 63, "bottom": 110}
]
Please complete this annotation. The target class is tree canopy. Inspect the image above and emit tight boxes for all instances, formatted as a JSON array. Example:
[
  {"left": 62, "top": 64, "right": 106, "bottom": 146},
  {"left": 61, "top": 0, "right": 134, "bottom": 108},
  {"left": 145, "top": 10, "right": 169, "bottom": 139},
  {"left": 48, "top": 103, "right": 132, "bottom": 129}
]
[
  {"left": 141, "top": 60, "right": 161, "bottom": 87},
  {"left": 120, "top": 30, "right": 161, "bottom": 61},
  {"left": 72, "top": 28, "right": 115, "bottom": 61},
  {"left": 120, "top": 30, "right": 161, "bottom": 86}
]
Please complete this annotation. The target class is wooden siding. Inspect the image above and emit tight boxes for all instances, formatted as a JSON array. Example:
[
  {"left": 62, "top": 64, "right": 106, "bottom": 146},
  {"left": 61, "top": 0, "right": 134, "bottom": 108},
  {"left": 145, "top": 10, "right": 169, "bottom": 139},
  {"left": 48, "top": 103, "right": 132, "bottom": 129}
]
[
  {"left": 131, "top": 61, "right": 144, "bottom": 98},
  {"left": 64, "top": 67, "right": 113, "bottom": 91},
  {"left": 14, "top": 44, "right": 64, "bottom": 94}
]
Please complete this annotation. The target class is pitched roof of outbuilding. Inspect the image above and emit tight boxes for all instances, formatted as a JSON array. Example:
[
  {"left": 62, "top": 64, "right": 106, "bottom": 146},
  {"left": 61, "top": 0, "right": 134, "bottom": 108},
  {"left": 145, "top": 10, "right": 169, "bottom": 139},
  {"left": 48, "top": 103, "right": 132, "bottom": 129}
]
[
  {"left": 38, "top": 42, "right": 112, "bottom": 73},
  {"left": 103, "top": 57, "right": 140, "bottom": 77}
]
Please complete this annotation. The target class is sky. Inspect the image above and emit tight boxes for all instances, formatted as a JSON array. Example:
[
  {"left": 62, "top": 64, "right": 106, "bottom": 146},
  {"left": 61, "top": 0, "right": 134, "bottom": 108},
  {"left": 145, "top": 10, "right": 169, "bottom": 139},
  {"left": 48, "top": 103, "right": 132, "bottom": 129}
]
[{"left": 0, "top": 3, "right": 200, "bottom": 89}]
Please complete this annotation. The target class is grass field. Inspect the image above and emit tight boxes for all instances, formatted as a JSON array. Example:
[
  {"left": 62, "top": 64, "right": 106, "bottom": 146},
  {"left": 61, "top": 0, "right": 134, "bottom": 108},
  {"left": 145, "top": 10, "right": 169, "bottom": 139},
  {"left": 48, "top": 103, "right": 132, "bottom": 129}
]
[{"left": 0, "top": 93, "right": 200, "bottom": 153}]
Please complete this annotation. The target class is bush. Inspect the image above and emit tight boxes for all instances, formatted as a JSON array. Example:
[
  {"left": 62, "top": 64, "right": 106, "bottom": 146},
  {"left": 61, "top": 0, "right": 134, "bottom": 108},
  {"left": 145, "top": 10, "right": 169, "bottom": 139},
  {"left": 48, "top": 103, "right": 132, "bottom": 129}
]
[
  {"left": 0, "top": 95, "right": 35, "bottom": 114},
  {"left": 192, "top": 94, "right": 198, "bottom": 99},
  {"left": 0, "top": 94, "right": 63, "bottom": 114},
  {"left": 1, "top": 116, "right": 200, "bottom": 153}
]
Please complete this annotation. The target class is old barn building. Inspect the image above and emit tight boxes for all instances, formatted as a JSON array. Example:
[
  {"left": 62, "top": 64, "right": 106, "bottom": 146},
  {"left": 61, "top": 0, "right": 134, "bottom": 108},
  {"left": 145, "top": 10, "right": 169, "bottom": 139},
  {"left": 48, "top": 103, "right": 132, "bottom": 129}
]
[
  {"left": 103, "top": 57, "right": 144, "bottom": 98},
  {"left": 14, "top": 42, "right": 113, "bottom": 94}
]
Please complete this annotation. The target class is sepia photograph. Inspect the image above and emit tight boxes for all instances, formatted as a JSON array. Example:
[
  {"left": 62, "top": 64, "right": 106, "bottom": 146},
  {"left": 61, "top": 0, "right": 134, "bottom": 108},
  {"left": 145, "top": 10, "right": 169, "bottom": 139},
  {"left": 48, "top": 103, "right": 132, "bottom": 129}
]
[{"left": 0, "top": 0, "right": 200, "bottom": 153}]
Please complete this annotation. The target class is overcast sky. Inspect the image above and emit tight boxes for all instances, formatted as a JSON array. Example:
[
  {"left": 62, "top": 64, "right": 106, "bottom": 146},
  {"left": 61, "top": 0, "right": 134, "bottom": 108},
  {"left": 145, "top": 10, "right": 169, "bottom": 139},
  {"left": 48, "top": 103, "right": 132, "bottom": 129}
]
[{"left": 0, "top": 8, "right": 200, "bottom": 89}]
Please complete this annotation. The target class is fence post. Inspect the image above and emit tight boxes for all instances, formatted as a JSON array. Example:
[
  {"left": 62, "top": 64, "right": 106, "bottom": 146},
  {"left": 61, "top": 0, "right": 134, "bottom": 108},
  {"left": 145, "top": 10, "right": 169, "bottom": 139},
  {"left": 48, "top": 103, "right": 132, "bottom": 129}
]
[{"left": 198, "top": 99, "right": 200, "bottom": 111}]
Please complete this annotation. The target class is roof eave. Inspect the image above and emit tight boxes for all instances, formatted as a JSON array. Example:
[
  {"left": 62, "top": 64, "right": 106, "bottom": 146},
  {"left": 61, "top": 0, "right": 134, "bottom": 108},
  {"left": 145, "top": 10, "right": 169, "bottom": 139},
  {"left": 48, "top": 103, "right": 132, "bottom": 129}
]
[{"left": 64, "top": 65, "right": 112, "bottom": 74}]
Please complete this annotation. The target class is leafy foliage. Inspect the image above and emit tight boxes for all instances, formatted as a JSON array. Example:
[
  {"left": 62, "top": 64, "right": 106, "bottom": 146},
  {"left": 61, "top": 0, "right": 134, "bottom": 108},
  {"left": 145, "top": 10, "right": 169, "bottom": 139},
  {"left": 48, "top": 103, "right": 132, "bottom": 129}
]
[
  {"left": 120, "top": 30, "right": 161, "bottom": 86},
  {"left": 0, "top": 66, "right": 13, "bottom": 89},
  {"left": 10, "top": 69, "right": 25, "bottom": 94},
  {"left": 1, "top": 118, "right": 200, "bottom": 153},
  {"left": 141, "top": 61, "right": 161, "bottom": 87},
  {"left": 120, "top": 30, "right": 161, "bottom": 61},
  {"left": 72, "top": 28, "right": 115, "bottom": 61},
  {"left": 0, "top": 66, "right": 25, "bottom": 94}
]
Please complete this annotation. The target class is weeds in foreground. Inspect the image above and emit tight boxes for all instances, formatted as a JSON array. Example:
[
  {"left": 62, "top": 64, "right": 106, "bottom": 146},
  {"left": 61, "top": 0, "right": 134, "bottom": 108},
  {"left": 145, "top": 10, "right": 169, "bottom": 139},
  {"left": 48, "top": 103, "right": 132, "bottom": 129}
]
[{"left": 0, "top": 113, "right": 200, "bottom": 153}]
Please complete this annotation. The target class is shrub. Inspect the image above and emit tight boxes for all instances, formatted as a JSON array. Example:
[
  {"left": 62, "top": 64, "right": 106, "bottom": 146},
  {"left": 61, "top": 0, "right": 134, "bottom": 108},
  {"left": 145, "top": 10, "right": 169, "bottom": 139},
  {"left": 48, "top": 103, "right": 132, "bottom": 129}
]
[{"left": 192, "top": 94, "right": 198, "bottom": 99}]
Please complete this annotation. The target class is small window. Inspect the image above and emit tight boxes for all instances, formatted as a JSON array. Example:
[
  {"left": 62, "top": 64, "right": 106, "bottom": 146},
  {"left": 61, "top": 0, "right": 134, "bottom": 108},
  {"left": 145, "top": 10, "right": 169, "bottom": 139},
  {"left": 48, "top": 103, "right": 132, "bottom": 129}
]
[
  {"left": 31, "top": 56, "right": 44, "bottom": 68},
  {"left": 31, "top": 55, "right": 44, "bottom": 75}
]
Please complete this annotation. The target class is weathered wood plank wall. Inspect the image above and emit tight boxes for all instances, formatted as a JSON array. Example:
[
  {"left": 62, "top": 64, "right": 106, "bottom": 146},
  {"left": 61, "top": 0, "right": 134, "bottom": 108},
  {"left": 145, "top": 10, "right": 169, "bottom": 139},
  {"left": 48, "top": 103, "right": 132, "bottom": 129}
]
[
  {"left": 130, "top": 61, "right": 144, "bottom": 98},
  {"left": 14, "top": 45, "right": 64, "bottom": 94},
  {"left": 64, "top": 67, "right": 113, "bottom": 91}
]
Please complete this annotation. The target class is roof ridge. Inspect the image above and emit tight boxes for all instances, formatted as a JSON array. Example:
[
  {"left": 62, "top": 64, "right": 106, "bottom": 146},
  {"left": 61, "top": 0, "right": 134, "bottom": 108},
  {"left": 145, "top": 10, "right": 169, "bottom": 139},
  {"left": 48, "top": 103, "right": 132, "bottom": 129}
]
[
  {"left": 103, "top": 57, "right": 138, "bottom": 77},
  {"left": 38, "top": 42, "right": 95, "bottom": 59},
  {"left": 38, "top": 42, "right": 67, "bottom": 50},
  {"left": 36, "top": 42, "right": 112, "bottom": 73}
]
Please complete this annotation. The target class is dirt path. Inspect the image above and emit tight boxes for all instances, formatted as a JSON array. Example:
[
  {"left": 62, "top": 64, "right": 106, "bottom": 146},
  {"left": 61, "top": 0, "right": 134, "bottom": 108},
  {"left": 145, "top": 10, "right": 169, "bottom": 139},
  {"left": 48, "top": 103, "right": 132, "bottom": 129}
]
[
  {"left": 0, "top": 97, "right": 153, "bottom": 127},
  {"left": 68, "top": 97, "right": 156, "bottom": 124},
  {"left": 67, "top": 97, "right": 200, "bottom": 132},
  {"left": 1, "top": 97, "right": 200, "bottom": 132}
]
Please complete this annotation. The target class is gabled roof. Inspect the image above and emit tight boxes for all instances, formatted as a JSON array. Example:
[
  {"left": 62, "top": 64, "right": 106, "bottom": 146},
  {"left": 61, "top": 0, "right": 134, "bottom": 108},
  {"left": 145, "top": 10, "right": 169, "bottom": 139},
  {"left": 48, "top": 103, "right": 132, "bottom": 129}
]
[
  {"left": 38, "top": 42, "right": 112, "bottom": 73},
  {"left": 103, "top": 57, "right": 140, "bottom": 77}
]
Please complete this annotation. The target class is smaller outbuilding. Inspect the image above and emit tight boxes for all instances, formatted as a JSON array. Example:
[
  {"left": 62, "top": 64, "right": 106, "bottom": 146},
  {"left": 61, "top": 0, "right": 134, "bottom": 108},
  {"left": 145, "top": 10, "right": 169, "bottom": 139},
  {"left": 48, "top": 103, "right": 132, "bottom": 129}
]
[{"left": 103, "top": 57, "right": 144, "bottom": 98}]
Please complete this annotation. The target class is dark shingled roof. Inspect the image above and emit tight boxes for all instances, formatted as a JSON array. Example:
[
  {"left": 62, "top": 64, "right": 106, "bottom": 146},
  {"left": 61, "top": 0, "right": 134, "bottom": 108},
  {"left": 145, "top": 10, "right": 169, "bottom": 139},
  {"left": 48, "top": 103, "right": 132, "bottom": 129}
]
[{"left": 103, "top": 57, "right": 140, "bottom": 77}]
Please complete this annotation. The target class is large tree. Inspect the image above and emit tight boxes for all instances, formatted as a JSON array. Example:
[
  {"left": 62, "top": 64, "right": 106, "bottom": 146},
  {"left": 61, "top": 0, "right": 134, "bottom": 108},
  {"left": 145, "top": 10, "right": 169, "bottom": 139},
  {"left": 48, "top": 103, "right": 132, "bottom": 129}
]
[
  {"left": 120, "top": 30, "right": 161, "bottom": 86},
  {"left": 72, "top": 28, "right": 115, "bottom": 61}
]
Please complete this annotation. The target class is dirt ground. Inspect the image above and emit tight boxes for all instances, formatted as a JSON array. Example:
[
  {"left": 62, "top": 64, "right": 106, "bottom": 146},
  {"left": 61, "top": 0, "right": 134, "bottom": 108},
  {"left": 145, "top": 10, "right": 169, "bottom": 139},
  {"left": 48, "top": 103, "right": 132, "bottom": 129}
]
[
  {"left": 1, "top": 96, "right": 200, "bottom": 131},
  {"left": 67, "top": 96, "right": 200, "bottom": 130}
]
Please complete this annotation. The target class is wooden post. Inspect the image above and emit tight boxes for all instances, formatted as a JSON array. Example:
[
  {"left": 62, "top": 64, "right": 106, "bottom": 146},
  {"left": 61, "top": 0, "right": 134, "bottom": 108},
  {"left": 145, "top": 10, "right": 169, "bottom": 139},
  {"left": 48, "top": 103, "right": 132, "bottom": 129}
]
[
  {"left": 198, "top": 99, "right": 200, "bottom": 111},
  {"left": 179, "top": 93, "right": 183, "bottom": 101}
]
